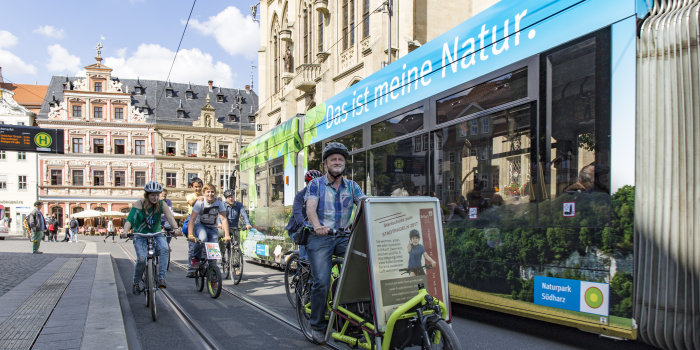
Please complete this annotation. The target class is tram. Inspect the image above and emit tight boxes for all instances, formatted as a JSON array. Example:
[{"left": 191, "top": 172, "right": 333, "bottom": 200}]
[{"left": 239, "top": 1, "right": 699, "bottom": 348}]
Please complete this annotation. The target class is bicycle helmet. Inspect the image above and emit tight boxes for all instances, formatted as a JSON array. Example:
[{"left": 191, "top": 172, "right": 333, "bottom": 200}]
[
  {"left": 304, "top": 169, "right": 323, "bottom": 183},
  {"left": 223, "top": 189, "right": 234, "bottom": 198},
  {"left": 144, "top": 181, "right": 163, "bottom": 193},
  {"left": 322, "top": 142, "right": 349, "bottom": 162}
]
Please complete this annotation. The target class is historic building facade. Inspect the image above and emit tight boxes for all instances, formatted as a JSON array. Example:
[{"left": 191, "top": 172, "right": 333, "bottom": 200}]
[
  {"left": 255, "top": 0, "right": 498, "bottom": 132},
  {"left": 0, "top": 80, "right": 44, "bottom": 233},
  {"left": 36, "top": 53, "right": 257, "bottom": 222}
]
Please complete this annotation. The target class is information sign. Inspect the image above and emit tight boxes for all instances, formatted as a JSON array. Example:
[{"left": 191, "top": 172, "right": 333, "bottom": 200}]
[
  {"left": 534, "top": 276, "right": 609, "bottom": 316},
  {"left": 205, "top": 243, "right": 222, "bottom": 259},
  {"left": 0, "top": 125, "right": 64, "bottom": 153}
]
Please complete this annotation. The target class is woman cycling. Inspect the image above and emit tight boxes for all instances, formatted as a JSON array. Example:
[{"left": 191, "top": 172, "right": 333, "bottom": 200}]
[{"left": 124, "top": 181, "right": 180, "bottom": 294}]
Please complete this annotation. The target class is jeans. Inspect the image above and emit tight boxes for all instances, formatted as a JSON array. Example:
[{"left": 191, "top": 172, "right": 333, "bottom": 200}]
[
  {"left": 192, "top": 223, "right": 219, "bottom": 261},
  {"left": 133, "top": 235, "right": 169, "bottom": 284},
  {"left": 306, "top": 233, "right": 348, "bottom": 330},
  {"left": 70, "top": 228, "right": 78, "bottom": 242}
]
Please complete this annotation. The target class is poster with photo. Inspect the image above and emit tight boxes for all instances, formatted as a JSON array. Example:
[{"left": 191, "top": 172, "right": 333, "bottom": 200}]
[{"left": 366, "top": 198, "right": 449, "bottom": 330}]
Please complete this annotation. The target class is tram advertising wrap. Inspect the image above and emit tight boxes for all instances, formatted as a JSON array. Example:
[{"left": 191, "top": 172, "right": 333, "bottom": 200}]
[{"left": 241, "top": 0, "right": 655, "bottom": 341}]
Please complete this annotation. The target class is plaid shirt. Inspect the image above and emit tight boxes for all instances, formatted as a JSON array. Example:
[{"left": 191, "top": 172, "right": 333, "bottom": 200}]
[{"left": 305, "top": 175, "right": 365, "bottom": 230}]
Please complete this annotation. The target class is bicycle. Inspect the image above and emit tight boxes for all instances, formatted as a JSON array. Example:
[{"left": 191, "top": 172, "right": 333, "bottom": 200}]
[
  {"left": 192, "top": 238, "right": 223, "bottom": 298},
  {"left": 295, "top": 229, "right": 461, "bottom": 349},
  {"left": 284, "top": 250, "right": 304, "bottom": 307},
  {"left": 221, "top": 228, "right": 244, "bottom": 284},
  {"left": 127, "top": 231, "right": 164, "bottom": 322}
]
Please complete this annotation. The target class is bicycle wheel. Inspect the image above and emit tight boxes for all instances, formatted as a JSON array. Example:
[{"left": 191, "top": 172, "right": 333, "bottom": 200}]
[
  {"left": 284, "top": 253, "right": 299, "bottom": 306},
  {"left": 295, "top": 269, "right": 314, "bottom": 342},
  {"left": 207, "top": 263, "right": 223, "bottom": 298},
  {"left": 223, "top": 244, "right": 232, "bottom": 279},
  {"left": 232, "top": 248, "right": 243, "bottom": 285},
  {"left": 424, "top": 318, "right": 461, "bottom": 350},
  {"left": 195, "top": 265, "right": 205, "bottom": 292},
  {"left": 146, "top": 259, "right": 157, "bottom": 321}
]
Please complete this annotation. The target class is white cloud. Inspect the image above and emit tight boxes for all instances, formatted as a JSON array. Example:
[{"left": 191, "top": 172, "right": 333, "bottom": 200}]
[
  {"left": 0, "top": 50, "right": 37, "bottom": 75},
  {"left": 34, "top": 25, "right": 65, "bottom": 39},
  {"left": 46, "top": 44, "right": 81, "bottom": 74},
  {"left": 0, "top": 30, "right": 18, "bottom": 49},
  {"left": 189, "top": 6, "right": 259, "bottom": 60},
  {"left": 104, "top": 44, "right": 235, "bottom": 87},
  {"left": 0, "top": 30, "right": 36, "bottom": 75}
]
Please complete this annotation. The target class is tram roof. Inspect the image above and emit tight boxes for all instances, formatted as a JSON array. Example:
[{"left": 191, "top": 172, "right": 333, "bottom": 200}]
[{"left": 240, "top": 115, "right": 302, "bottom": 170}]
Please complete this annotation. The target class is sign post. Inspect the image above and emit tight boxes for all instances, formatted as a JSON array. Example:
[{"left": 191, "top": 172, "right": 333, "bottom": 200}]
[{"left": 0, "top": 125, "right": 64, "bottom": 154}]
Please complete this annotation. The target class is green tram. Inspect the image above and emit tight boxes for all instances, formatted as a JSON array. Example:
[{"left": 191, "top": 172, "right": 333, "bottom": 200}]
[{"left": 239, "top": 0, "right": 699, "bottom": 348}]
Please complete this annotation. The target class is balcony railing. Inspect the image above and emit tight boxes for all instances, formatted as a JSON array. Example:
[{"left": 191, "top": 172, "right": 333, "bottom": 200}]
[{"left": 294, "top": 64, "right": 321, "bottom": 92}]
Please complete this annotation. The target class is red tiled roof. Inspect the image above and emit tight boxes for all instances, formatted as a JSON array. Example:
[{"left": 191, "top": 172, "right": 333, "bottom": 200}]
[{"left": 0, "top": 83, "right": 48, "bottom": 113}]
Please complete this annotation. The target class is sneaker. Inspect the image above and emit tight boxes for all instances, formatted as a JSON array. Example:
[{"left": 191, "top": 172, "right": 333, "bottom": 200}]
[
  {"left": 33, "top": 251, "right": 43, "bottom": 254},
  {"left": 158, "top": 279, "right": 166, "bottom": 289},
  {"left": 311, "top": 329, "right": 326, "bottom": 344},
  {"left": 132, "top": 284, "right": 141, "bottom": 295},
  {"left": 186, "top": 271, "right": 196, "bottom": 278}
]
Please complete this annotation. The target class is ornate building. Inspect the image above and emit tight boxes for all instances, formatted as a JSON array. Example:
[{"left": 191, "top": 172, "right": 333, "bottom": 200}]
[
  {"left": 255, "top": 0, "right": 498, "bottom": 132},
  {"left": 36, "top": 51, "right": 257, "bottom": 222}
]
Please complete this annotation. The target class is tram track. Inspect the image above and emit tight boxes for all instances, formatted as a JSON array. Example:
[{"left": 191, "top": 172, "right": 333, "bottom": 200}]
[{"left": 117, "top": 241, "right": 341, "bottom": 350}]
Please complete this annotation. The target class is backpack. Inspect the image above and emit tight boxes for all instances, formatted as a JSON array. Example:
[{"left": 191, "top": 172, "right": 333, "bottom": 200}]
[
  {"left": 23, "top": 216, "right": 30, "bottom": 232},
  {"left": 70, "top": 219, "right": 78, "bottom": 229},
  {"left": 48, "top": 223, "right": 55, "bottom": 231}
]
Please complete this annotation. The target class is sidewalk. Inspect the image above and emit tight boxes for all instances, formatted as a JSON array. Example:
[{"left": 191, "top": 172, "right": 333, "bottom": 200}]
[{"left": 0, "top": 237, "right": 127, "bottom": 350}]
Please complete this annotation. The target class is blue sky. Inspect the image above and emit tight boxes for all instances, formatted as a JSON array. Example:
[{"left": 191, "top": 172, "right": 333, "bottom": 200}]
[{"left": 0, "top": 0, "right": 259, "bottom": 89}]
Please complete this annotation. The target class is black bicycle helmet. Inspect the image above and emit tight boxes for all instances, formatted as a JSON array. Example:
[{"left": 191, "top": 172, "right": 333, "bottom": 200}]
[
  {"left": 322, "top": 142, "right": 349, "bottom": 162},
  {"left": 305, "top": 169, "right": 323, "bottom": 183},
  {"left": 223, "top": 189, "right": 234, "bottom": 198},
  {"left": 144, "top": 181, "right": 163, "bottom": 193}
]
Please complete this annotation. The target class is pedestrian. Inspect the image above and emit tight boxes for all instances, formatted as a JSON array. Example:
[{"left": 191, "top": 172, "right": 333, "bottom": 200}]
[
  {"left": 62, "top": 215, "right": 70, "bottom": 242},
  {"left": 104, "top": 218, "right": 116, "bottom": 243},
  {"left": 48, "top": 216, "right": 58, "bottom": 242},
  {"left": 28, "top": 201, "right": 47, "bottom": 254},
  {"left": 68, "top": 215, "right": 80, "bottom": 243}
]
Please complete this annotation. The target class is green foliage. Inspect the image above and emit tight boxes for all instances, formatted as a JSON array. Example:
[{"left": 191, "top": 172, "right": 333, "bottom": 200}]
[{"left": 609, "top": 272, "right": 633, "bottom": 318}]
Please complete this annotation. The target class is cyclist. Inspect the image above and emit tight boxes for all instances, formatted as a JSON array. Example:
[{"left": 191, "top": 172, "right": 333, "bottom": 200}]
[
  {"left": 188, "top": 183, "right": 231, "bottom": 266},
  {"left": 185, "top": 177, "right": 205, "bottom": 278},
  {"left": 406, "top": 229, "right": 436, "bottom": 276},
  {"left": 305, "top": 142, "right": 365, "bottom": 344},
  {"left": 285, "top": 169, "right": 323, "bottom": 260},
  {"left": 124, "top": 181, "right": 180, "bottom": 294},
  {"left": 219, "top": 189, "right": 252, "bottom": 259}
]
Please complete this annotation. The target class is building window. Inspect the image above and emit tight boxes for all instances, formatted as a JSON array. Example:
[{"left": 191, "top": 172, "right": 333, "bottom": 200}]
[
  {"left": 50, "top": 169, "right": 62, "bottom": 185},
  {"left": 187, "top": 142, "right": 197, "bottom": 157},
  {"left": 72, "top": 138, "right": 83, "bottom": 153},
  {"left": 177, "top": 110, "right": 185, "bottom": 118},
  {"left": 93, "top": 170, "right": 105, "bottom": 186},
  {"left": 362, "top": 0, "right": 370, "bottom": 38},
  {"left": 218, "top": 144, "right": 229, "bottom": 159},
  {"left": 114, "top": 171, "right": 126, "bottom": 187},
  {"left": 217, "top": 95, "right": 224, "bottom": 103},
  {"left": 72, "top": 170, "right": 83, "bottom": 186},
  {"left": 134, "top": 171, "right": 146, "bottom": 187},
  {"left": 342, "top": 0, "right": 355, "bottom": 50},
  {"left": 303, "top": 7, "right": 310, "bottom": 64},
  {"left": 17, "top": 152, "right": 26, "bottom": 160},
  {"left": 114, "top": 139, "right": 125, "bottom": 154},
  {"left": 93, "top": 139, "right": 104, "bottom": 153},
  {"left": 187, "top": 173, "right": 198, "bottom": 185},
  {"left": 166, "top": 141, "right": 176, "bottom": 156},
  {"left": 166, "top": 89, "right": 173, "bottom": 97},
  {"left": 219, "top": 174, "right": 227, "bottom": 190},
  {"left": 134, "top": 140, "right": 145, "bottom": 155},
  {"left": 94, "top": 82, "right": 102, "bottom": 92},
  {"left": 114, "top": 107, "right": 124, "bottom": 119},
  {"left": 0, "top": 150, "right": 5, "bottom": 160},
  {"left": 94, "top": 106, "right": 103, "bottom": 119},
  {"left": 318, "top": 12, "right": 324, "bottom": 52},
  {"left": 135, "top": 87, "right": 143, "bottom": 95},
  {"left": 186, "top": 91, "right": 193, "bottom": 99},
  {"left": 17, "top": 122, "right": 24, "bottom": 125},
  {"left": 0, "top": 175, "right": 7, "bottom": 190},
  {"left": 72, "top": 105, "right": 82, "bottom": 118},
  {"left": 18, "top": 175, "right": 27, "bottom": 190},
  {"left": 166, "top": 172, "right": 177, "bottom": 188}
]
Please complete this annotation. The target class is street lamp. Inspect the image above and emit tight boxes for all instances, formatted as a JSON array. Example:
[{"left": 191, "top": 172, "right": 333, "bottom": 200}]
[{"left": 234, "top": 95, "right": 243, "bottom": 203}]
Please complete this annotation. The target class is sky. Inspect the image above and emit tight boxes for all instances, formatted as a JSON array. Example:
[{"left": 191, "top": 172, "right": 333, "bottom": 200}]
[{"left": 0, "top": 0, "right": 259, "bottom": 90}]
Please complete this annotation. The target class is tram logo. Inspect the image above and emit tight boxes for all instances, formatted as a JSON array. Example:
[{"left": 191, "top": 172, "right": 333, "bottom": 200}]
[{"left": 34, "top": 132, "right": 52, "bottom": 148}]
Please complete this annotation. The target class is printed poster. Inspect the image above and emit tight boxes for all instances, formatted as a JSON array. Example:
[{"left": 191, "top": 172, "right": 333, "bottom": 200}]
[
  {"left": 367, "top": 199, "right": 448, "bottom": 330},
  {"left": 205, "top": 242, "right": 222, "bottom": 259}
]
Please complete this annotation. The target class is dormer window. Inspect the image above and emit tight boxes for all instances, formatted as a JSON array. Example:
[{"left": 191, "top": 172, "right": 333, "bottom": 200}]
[
  {"left": 94, "top": 82, "right": 102, "bottom": 92},
  {"left": 135, "top": 87, "right": 143, "bottom": 95},
  {"left": 177, "top": 110, "right": 185, "bottom": 118},
  {"left": 166, "top": 89, "right": 173, "bottom": 97},
  {"left": 249, "top": 116, "right": 255, "bottom": 124},
  {"left": 229, "top": 113, "right": 238, "bottom": 122},
  {"left": 186, "top": 91, "right": 193, "bottom": 99},
  {"left": 217, "top": 94, "right": 224, "bottom": 103}
]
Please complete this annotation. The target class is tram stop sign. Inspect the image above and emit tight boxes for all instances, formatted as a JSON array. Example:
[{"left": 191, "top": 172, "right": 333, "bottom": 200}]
[{"left": 0, "top": 125, "right": 64, "bottom": 154}]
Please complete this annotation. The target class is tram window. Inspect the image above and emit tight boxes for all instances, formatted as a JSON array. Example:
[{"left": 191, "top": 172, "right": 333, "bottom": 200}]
[
  {"left": 433, "top": 104, "right": 534, "bottom": 221},
  {"left": 371, "top": 107, "right": 424, "bottom": 145},
  {"left": 330, "top": 128, "right": 363, "bottom": 152},
  {"left": 307, "top": 143, "right": 322, "bottom": 173},
  {"left": 346, "top": 151, "right": 367, "bottom": 194},
  {"left": 436, "top": 68, "right": 528, "bottom": 125},
  {"left": 255, "top": 166, "right": 268, "bottom": 207},
  {"left": 269, "top": 159, "right": 284, "bottom": 206},
  {"left": 368, "top": 136, "right": 427, "bottom": 197}
]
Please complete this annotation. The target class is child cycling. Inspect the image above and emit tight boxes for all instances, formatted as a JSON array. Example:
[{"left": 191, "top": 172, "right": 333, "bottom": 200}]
[
  {"left": 124, "top": 181, "right": 180, "bottom": 294},
  {"left": 188, "top": 184, "right": 231, "bottom": 265},
  {"left": 406, "top": 229, "right": 436, "bottom": 276}
]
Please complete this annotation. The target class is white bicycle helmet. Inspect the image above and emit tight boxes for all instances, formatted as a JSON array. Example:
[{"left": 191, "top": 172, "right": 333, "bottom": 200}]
[{"left": 144, "top": 181, "right": 163, "bottom": 193}]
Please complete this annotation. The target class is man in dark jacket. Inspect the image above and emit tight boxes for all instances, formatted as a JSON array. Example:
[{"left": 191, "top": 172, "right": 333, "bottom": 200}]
[
  {"left": 28, "top": 201, "right": 47, "bottom": 254},
  {"left": 285, "top": 170, "right": 323, "bottom": 260}
]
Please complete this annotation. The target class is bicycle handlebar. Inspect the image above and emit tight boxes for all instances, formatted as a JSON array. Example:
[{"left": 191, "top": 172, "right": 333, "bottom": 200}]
[{"left": 128, "top": 231, "right": 165, "bottom": 239}]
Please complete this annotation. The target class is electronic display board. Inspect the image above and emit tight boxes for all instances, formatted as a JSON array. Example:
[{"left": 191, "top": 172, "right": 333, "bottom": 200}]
[{"left": 0, "top": 125, "right": 64, "bottom": 153}]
